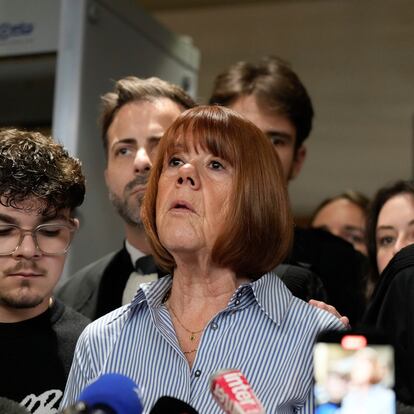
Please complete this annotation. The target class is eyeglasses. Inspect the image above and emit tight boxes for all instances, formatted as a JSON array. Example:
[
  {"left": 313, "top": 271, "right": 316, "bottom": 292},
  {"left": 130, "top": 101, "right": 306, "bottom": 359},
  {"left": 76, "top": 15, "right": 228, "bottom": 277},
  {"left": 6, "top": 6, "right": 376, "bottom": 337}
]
[{"left": 0, "top": 222, "right": 77, "bottom": 256}]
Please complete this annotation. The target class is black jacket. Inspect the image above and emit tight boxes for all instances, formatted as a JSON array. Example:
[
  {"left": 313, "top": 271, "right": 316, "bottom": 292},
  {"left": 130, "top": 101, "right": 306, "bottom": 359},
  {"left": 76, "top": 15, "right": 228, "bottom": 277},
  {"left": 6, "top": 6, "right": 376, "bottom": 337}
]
[{"left": 364, "top": 243, "right": 414, "bottom": 406}]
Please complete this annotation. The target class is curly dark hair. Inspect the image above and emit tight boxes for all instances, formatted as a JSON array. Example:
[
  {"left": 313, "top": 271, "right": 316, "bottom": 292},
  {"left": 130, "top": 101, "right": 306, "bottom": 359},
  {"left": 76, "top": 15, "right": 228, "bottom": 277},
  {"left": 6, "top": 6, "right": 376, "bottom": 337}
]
[{"left": 0, "top": 128, "right": 85, "bottom": 215}]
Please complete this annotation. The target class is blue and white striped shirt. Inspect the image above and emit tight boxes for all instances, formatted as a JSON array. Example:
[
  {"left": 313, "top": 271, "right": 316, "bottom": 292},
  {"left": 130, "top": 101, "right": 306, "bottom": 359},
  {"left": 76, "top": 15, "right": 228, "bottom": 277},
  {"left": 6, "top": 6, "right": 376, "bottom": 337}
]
[{"left": 61, "top": 272, "right": 342, "bottom": 413}]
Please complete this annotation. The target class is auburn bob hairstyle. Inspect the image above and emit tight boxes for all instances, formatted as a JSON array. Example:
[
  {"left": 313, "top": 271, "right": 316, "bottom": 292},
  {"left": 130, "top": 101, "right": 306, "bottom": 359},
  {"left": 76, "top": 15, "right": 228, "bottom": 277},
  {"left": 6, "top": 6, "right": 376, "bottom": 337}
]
[{"left": 142, "top": 105, "right": 293, "bottom": 279}]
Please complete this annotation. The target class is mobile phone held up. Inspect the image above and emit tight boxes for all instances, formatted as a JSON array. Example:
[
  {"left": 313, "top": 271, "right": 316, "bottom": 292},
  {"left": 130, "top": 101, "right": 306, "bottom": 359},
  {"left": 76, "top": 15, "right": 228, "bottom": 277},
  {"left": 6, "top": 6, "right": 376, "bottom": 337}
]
[{"left": 314, "top": 330, "right": 395, "bottom": 414}]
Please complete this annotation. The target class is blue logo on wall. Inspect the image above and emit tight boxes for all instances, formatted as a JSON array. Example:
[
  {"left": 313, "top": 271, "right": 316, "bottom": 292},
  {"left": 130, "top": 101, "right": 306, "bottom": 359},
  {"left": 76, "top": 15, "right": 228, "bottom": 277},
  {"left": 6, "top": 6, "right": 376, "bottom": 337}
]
[{"left": 0, "top": 22, "right": 34, "bottom": 41}]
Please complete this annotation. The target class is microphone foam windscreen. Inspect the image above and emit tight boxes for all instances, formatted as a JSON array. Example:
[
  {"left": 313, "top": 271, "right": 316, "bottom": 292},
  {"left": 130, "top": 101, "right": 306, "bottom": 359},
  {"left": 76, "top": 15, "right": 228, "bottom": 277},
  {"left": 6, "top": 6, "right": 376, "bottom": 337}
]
[{"left": 78, "top": 373, "right": 142, "bottom": 414}]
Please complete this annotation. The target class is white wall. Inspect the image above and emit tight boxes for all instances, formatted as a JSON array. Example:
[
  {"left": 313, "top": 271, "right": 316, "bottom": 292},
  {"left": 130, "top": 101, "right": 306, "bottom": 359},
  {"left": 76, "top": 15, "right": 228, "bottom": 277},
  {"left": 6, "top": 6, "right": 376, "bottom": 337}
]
[{"left": 154, "top": 0, "right": 414, "bottom": 215}]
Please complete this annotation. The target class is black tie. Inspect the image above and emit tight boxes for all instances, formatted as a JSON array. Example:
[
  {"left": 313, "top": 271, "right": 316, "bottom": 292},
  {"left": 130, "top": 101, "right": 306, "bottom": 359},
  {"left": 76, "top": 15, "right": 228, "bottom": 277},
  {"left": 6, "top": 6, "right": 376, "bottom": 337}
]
[{"left": 135, "top": 255, "right": 158, "bottom": 275}]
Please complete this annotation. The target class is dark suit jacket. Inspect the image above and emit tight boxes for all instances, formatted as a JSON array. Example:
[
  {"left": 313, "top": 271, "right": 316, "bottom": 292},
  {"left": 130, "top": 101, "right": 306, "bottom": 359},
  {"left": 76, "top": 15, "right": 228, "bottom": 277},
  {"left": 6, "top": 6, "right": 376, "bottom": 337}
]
[{"left": 55, "top": 246, "right": 134, "bottom": 320}]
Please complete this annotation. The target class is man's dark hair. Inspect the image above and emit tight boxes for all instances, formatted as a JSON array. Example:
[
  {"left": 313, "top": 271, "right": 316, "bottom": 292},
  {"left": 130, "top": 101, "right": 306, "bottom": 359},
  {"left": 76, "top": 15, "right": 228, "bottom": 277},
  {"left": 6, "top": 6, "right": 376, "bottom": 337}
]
[
  {"left": 209, "top": 56, "right": 314, "bottom": 149},
  {"left": 100, "top": 76, "right": 196, "bottom": 155},
  {"left": 0, "top": 128, "right": 85, "bottom": 216}
]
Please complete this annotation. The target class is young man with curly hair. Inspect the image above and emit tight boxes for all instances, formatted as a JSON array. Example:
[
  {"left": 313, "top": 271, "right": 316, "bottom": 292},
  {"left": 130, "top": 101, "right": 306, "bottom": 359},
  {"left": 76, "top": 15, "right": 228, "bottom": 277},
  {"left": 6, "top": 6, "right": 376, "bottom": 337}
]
[{"left": 0, "top": 128, "right": 89, "bottom": 414}]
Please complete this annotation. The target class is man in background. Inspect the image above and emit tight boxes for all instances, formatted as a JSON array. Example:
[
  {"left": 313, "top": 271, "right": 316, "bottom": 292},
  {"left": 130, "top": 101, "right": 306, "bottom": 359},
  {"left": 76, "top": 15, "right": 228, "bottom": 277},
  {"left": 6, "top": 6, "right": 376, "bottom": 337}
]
[
  {"left": 57, "top": 77, "right": 195, "bottom": 320},
  {"left": 0, "top": 128, "right": 89, "bottom": 413},
  {"left": 210, "top": 56, "right": 367, "bottom": 324}
]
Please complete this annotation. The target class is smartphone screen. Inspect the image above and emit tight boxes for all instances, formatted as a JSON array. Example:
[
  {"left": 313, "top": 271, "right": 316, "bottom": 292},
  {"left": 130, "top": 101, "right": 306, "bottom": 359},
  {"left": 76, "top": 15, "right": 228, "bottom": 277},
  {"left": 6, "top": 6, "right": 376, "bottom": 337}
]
[{"left": 314, "top": 330, "right": 396, "bottom": 414}]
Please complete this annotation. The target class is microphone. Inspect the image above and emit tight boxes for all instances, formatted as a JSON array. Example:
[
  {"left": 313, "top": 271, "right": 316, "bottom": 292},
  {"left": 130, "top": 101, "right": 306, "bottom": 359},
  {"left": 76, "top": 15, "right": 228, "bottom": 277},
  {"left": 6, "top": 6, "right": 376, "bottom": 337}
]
[
  {"left": 149, "top": 396, "right": 199, "bottom": 414},
  {"left": 209, "top": 369, "right": 265, "bottom": 414},
  {"left": 0, "top": 397, "right": 30, "bottom": 414},
  {"left": 61, "top": 373, "right": 142, "bottom": 414}
]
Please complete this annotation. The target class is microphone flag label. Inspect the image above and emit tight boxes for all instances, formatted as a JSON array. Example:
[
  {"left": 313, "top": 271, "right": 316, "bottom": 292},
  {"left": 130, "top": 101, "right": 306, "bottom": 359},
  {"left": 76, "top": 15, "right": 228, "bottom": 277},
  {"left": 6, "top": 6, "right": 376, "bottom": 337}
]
[{"left": 210, "top": 369, "right": 265, "bottom": 414}]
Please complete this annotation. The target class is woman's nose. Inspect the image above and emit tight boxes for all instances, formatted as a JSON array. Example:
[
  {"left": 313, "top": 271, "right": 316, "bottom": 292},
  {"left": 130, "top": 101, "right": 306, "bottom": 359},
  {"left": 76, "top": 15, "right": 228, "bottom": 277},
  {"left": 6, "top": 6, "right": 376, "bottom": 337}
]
[
  {"left": 176, "top": 164, "right": 200, "bottom": 189},
  {"left": 134, "top": 148, "right": 152, "bottom": 175}
]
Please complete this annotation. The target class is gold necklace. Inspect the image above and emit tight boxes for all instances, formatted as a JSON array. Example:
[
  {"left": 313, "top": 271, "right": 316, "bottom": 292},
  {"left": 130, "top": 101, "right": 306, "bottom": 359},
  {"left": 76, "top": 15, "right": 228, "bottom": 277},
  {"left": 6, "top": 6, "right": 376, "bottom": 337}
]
[{"left": 167, "top": 303, "right": 204, "bottom": 342}]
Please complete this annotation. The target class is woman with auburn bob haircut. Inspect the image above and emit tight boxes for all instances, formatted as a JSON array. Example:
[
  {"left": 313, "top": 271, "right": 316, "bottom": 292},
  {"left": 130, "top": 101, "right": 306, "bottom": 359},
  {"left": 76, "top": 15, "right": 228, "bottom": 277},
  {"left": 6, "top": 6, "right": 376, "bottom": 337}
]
[
  {"left": 62, "top": 106, "right": 343, "bottom": 413},
  {"left": 143, "top": 104, "right": 292, "bottom": 277}
]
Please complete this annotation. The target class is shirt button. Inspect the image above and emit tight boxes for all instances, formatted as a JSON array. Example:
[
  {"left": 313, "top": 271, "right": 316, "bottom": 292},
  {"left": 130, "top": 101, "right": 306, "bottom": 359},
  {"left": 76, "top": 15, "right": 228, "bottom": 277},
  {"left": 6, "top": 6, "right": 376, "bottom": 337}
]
[
  {"left": 211, "top": 322, "right": 218, "bottom": 330},
  {"left": 235, "top": 299, "right": 240, "bottom": 306},
  {"left": 237, "top": 292, "right": 243, "bottom": 298},
  {"left": 195, "top": 370, "right": 202, "bottom": 377}
]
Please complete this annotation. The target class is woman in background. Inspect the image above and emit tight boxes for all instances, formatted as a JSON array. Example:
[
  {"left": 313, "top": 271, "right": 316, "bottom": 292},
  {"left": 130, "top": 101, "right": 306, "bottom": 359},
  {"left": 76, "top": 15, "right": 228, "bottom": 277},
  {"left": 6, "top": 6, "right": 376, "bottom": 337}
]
[
  {"left": 365, "top": 180, "right": 414, "bottom": 298},
  {"left": 311, "top": 190, "right": 369, "bottom": 255},
  {"left": 364, "top": 180, "right": 414, "bottom": 411}
]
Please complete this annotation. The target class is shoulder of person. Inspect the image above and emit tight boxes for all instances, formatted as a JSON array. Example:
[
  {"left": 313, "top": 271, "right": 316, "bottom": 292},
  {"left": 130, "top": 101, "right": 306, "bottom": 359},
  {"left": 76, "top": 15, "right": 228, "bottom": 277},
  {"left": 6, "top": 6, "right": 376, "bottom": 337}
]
[
  {"left": 63, "top": 250, "right": 120, "bottom": 287},
  {"left": 80, "top": 302, "right": 132, "bottom": 337},
  {"left": 365, "top": 243, "right": 414, "bottom": 325},
  {"left": 51, "top": 298, "right": 91, "bottom": 333},
  {"left": 54, "top": 250, "right": 120, "bottom": 319},
  {"left": 292, "top": 295, "right": 344, "bottom": 331},
  {"left": 55, "top": 250, "right": 119, "bottom": 299},
  {"left": 274, "top": 263, "right": 327, "bottom": 302}
]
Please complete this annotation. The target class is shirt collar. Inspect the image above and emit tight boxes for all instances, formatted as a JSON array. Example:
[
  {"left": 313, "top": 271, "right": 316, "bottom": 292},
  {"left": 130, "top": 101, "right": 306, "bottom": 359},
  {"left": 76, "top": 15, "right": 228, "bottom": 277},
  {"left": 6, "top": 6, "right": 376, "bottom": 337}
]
[
  {"left": 125, "top": 239, "right": 146, "bottom": 267},
  {"left": 250, "top": 272, "right": 293, "bottom": 325},
  {"left": 130, "top": 275, "right": 173, "bottom": 309},
  {"left": 129, "top": 272, "right": 293, "bottom": 325}
]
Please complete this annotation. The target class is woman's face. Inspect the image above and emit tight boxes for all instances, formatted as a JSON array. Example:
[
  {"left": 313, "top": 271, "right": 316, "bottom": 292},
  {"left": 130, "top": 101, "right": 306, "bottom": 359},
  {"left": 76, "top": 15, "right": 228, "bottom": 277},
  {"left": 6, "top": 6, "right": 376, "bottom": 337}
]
[
  {"left": 312, "top": 198, "right": 367, "bottom": 255},
  {"left": 156, "top": 139, "right": 234, "bottom": 261},
  {"left": 376, "top": 193, "right": 414, "bottom": 274}
]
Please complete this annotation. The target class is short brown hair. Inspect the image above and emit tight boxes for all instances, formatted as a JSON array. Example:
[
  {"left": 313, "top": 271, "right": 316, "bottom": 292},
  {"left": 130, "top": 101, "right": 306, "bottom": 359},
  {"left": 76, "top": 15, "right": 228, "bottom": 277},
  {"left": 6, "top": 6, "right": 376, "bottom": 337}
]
[
  {"left": 142, "top": 105, "right": 293, "bottom": 278},
  {"left": 100, "top": 76, "right": 196, "bottom": 155},
  {"left": 209, "top": 56, "right": 314, "bottom": 149},
  {"left": 0, "top": 128, "right": 85, "bottom": 216}
]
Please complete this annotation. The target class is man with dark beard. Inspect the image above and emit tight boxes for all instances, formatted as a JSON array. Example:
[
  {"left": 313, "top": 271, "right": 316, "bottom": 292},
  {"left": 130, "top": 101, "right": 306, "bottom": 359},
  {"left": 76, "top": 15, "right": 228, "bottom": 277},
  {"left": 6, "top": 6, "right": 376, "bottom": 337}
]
[
  {"left": 0, "top": 128, "right": 89, "bottom": 413},
  {"left": 56, "top": 76, "right": 195, "bottom": 320}
]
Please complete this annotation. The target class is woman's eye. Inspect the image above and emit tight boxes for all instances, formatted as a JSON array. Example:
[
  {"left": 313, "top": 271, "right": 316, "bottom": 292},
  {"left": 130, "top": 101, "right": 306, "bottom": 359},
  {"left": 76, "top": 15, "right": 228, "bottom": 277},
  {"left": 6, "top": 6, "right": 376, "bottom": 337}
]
[
  {"left": 349, "top": 235, "right": 364, "bottom": 244},
  {"left": 168, "top": 157, "right": 183, "bottom": 167},
  {"left": 209, "top": 160, "right": 224, "bottom": 170},
  {"left": 378, "top": 236, "right": 394, "bottom": 247}
]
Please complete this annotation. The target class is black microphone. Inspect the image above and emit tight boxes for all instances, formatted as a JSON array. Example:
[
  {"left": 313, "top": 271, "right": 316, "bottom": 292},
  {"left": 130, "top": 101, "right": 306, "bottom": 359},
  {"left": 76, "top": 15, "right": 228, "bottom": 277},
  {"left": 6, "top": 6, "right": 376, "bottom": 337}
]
[
  {"left": 60, "top": 373, "right": 142, "bottom": 414},
  {"left": 149, "top": 396, "right": 199, "bottom": 414},
  {"left": 0, "top": 397, "right": 30, "bottom": 414}
]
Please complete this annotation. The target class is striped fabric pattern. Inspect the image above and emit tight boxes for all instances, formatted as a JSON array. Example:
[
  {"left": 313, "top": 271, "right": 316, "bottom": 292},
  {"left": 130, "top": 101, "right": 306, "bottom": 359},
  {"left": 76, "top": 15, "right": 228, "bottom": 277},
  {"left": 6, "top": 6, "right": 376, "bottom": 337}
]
[{"left": 61, "top": 272, "right": 343, "bottom": 413}]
